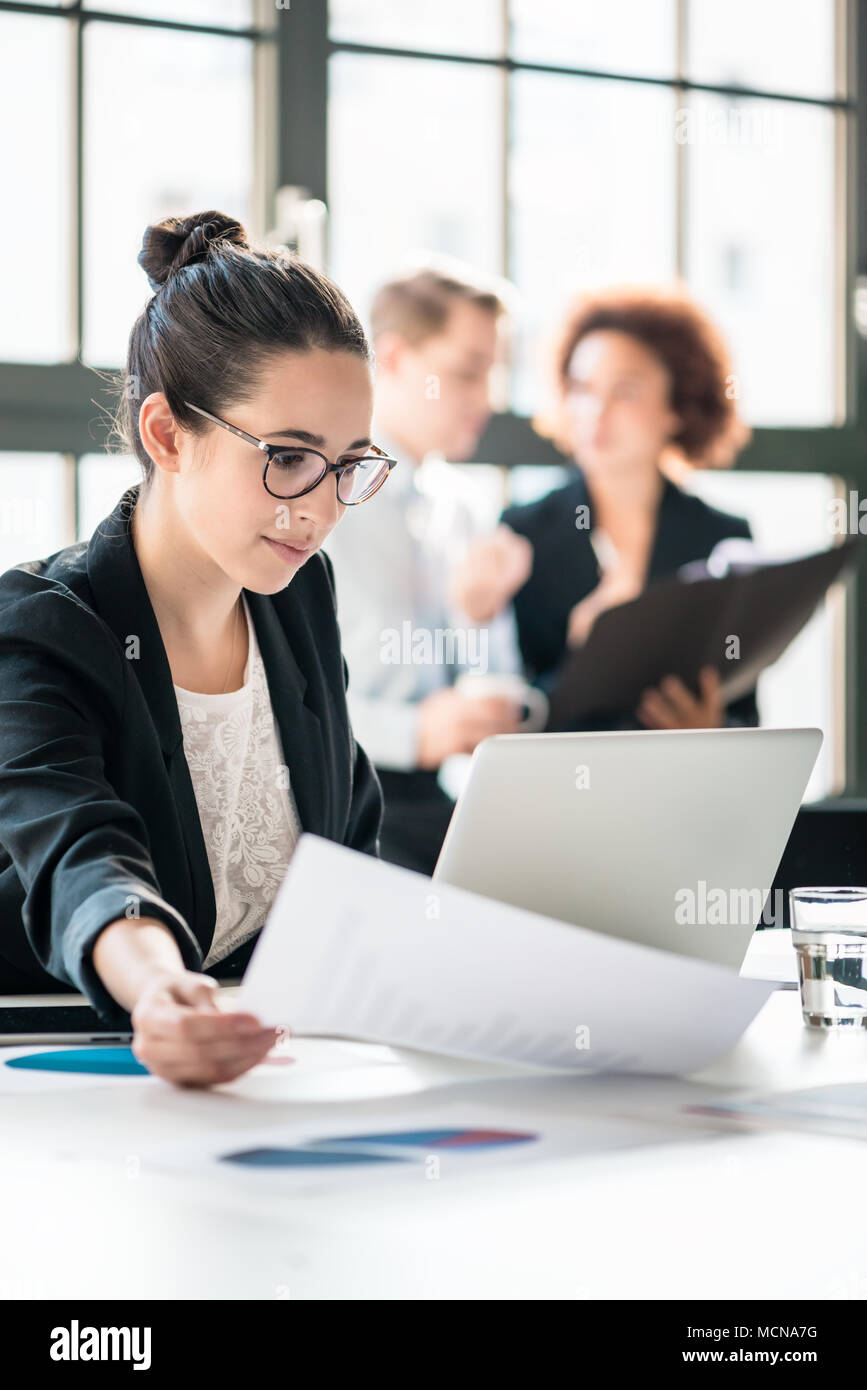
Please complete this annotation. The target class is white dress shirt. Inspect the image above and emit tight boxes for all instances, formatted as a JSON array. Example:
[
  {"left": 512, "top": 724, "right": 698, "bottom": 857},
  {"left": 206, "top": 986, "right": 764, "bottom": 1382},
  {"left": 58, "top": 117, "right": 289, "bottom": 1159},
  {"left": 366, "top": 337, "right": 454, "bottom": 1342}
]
[{"left": 322, "top": 428, "right": 522, "bottom": 771}]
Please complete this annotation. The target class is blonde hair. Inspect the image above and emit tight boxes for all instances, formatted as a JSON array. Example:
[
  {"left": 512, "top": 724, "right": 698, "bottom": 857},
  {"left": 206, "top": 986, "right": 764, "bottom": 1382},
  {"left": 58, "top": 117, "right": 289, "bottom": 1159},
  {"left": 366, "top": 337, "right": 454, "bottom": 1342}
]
[{"left": 370, "top": 254, "right": 513, "bottom": 346}]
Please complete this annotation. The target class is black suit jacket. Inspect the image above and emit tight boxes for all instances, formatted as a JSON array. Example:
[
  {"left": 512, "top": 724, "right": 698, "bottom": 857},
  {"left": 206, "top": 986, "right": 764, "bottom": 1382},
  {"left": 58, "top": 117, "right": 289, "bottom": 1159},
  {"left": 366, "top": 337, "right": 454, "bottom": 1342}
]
[
  {"left": 501, "top": 470, "right": 759, "bottom": 728},
  {"left": 0, "top": 483, "right": 383, "bottom": 1027}
]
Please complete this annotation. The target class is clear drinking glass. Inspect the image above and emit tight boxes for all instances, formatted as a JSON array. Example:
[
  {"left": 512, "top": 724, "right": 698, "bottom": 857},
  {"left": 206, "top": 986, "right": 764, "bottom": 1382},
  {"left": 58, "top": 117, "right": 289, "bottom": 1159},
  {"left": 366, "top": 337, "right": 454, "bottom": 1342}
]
[{"left": 789, "top": 888, "right": 867, "bottom": 1029}]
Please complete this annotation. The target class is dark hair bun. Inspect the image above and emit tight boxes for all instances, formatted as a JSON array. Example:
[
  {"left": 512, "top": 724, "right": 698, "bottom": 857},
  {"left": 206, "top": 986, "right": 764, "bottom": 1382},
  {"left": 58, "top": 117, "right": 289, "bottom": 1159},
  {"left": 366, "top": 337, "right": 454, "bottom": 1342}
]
[{"left": 138, "top": 210, "right": 249, "bottom": 290}]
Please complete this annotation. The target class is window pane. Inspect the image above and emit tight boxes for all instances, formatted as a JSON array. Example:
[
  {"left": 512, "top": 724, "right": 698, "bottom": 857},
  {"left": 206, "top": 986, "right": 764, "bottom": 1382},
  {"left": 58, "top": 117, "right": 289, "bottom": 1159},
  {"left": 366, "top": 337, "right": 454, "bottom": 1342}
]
[
  {"left": 329, "top": 0, "right": 504, "bottom": 57},
  {"left": 78, "top": 454, "right": 142, "bottom": 542},
  {"left": 328, "top": 54, "right": 503, "bottom": 324},
  {"left": 82, "top": 0, "right": 253, "bottom": 27},
  {"left": 687, "top": 0, "right": 836, "bottom": 99},
  {"left": 510, "top": 0, "right": 676, "bottom": 79},
  {"left": 0, "top": 15, "right": 72, "bottom": 363},
  {"left": 510, "top": 73, "right": 677, "bottom": 416},
  {"left": 0, "top": 456, "right": 70, "bottom": 574},
  {"left": 83, "top": 23, "right": 254, "bottom": 367},
  {"left": 684, "top": 94, "right": 835, "bottom": 425}
]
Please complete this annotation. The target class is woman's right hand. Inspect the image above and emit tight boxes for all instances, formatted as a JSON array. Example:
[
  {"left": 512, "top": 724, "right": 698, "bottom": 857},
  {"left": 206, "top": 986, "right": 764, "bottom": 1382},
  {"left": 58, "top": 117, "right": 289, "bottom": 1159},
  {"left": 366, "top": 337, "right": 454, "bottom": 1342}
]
[
  {"left": 416, "top": 687, "right": 522, "bottom": 768},
  {"left": 130, "top": 969, "right": 279, "bottom": 1088},
  {"left": 447, "top": 525, "right": 534, "bottom": 624},
  {"left": 566, "top": 569, "right": 644, "bottom": 648}
]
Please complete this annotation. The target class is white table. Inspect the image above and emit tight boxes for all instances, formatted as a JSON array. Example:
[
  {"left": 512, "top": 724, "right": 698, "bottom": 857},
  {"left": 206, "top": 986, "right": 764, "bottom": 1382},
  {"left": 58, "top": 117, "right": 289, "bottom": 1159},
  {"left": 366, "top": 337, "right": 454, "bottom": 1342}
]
[{"left": 2, "top": 969, "right": 867, "bottom": 1300}]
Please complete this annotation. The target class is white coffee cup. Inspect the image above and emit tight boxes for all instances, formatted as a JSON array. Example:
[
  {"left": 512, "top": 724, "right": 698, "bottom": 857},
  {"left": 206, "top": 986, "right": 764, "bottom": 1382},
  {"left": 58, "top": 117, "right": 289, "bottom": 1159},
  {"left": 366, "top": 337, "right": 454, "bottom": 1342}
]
[{"left": 454, "top": 672, "right": 549, "bottom": 732}]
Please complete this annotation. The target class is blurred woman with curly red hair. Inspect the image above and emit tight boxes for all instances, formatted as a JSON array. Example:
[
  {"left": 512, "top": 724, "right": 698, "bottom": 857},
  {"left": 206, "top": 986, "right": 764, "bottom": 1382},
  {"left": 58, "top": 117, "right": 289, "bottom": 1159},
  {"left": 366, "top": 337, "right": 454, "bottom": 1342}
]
[{"left": 497, "top": 284, "right": 758, "bottom": 730}]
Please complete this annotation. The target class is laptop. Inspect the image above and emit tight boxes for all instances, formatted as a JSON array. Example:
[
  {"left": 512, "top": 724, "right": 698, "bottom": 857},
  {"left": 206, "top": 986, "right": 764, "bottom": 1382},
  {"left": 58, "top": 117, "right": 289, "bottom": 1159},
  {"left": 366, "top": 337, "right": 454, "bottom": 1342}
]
[
  {"left": 0, "top": 993, "right": 133, "bottom": 1046},
  {"left": 0, "top": 979, "right": 242, "bottom": 1045},
  {"left": 433, "top": 727, "right": 822, "bottom": 972}
]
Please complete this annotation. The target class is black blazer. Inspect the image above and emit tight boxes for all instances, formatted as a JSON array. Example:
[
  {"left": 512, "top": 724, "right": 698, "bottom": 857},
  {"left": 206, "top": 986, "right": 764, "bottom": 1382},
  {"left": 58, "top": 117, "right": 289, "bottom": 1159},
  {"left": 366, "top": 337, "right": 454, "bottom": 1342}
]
[
  {"left": 501, "top": 469, "right": 759, "bottom": 728},
  {"left": 0, "top": 483, "right": 383, "bottom": 1027}
]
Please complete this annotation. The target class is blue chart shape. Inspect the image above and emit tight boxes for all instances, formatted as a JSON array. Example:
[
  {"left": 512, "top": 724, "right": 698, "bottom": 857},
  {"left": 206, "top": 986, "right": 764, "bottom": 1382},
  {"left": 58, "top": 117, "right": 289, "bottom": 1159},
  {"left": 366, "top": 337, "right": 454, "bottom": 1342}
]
[
  {"left": 219, "top": 1147, "right": 409, "bottom": 1168},
  {"left": 313, "top": 1128, "right": 538, "bottom": 1150},
  {"left": 5, "top": 1047, "right": 148, "bottom": 1076},
  {"left": 217, "top": 1128, "right": 538, "bottom": 1171}
]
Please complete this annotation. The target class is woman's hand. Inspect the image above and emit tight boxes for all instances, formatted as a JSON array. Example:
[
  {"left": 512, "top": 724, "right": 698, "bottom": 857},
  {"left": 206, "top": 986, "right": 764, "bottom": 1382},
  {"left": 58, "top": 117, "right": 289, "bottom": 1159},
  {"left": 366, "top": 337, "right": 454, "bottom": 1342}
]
[
  {"left": 416, "top": 687, "right": 522, "bottom": 768},
  {"left": 448, "top": 525, "right": 533, "bottom": 624},
  {"left": 130, "top": 969, "right": 279, "bottom": 1088},
  {"left": 636, "top": 665, "right": 724, "bottom": 730},
  {"left": 566, "top": 569, "right": 643, "bottom": 648}
]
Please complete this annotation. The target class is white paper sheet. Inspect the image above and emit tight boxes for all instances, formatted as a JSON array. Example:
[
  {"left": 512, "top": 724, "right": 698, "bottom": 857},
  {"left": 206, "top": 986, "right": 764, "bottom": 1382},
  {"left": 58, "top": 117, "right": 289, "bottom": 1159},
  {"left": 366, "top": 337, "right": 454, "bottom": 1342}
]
[
  {"left": 137, "top": 1090, "right": 685, "bottom": 1193},
  {"left": 685, "top": 1082, "right": 867, "bottom": 1140},
  {"left": 240, "top": 834, "right": 774, "bottom": 1078}
]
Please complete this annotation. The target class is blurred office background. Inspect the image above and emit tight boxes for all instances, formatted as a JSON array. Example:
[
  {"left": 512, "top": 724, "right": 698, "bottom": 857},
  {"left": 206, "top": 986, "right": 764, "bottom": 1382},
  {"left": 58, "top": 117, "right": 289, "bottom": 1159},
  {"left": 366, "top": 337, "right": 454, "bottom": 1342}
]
[{"left": 0, "top": 0, "right": 865, "bottom": 801}]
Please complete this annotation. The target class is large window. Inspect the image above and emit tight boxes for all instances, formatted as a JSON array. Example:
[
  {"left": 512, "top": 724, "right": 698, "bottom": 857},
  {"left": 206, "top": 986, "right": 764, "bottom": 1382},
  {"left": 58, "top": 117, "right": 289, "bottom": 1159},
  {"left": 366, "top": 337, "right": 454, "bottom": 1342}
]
[
  {"left": 83, "top": 20, "right": 256, "bottom": 366},
  {"left": 0, "top": 1, "right": 864, "bottom": 794},
  {"left": 0, "top": 13, "right": 74, "bottom": 364},
  {"left": 0, "top": 0, "right": 274, "bottom": 559},
  {"left": 328, "top": 0, "right": 851, "bottom": 428},
  {"left": 326, "top": 0, "right": 860, "bottom": 799}
]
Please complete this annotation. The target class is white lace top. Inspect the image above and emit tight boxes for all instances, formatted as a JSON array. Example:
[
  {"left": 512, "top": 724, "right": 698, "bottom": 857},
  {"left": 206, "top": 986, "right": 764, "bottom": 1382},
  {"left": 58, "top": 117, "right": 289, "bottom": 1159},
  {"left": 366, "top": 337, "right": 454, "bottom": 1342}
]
[{"left": 173, "top": 594, "right": 302, "bottom": 970}]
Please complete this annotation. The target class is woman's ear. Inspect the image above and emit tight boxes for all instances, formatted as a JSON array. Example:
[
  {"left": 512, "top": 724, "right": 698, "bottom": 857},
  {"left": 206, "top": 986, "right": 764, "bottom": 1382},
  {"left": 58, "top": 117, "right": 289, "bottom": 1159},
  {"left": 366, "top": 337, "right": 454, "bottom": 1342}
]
[{"left": 137, "top": 393, "right": 184, "bottom": 475}]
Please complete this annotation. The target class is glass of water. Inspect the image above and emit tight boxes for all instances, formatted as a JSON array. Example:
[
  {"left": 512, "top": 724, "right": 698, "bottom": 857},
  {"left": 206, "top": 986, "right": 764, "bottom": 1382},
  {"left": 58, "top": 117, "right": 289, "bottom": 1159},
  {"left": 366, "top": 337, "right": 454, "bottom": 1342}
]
[{"left": 789, "top": 887, "right": 867, "bottom": 1029}]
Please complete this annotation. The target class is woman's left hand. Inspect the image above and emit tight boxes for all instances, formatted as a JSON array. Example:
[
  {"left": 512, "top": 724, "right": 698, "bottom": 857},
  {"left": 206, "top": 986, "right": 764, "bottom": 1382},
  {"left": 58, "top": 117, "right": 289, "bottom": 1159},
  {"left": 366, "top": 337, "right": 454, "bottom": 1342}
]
[{"left": 636, "top": 665, "right": 724, "bottom": 730}]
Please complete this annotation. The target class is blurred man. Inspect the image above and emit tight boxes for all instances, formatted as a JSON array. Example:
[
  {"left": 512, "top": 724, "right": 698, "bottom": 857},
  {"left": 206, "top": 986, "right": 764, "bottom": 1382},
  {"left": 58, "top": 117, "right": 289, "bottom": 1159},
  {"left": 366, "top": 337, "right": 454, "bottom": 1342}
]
[{"left": 324, "top": 260, "right": 533, "bottom": 875}]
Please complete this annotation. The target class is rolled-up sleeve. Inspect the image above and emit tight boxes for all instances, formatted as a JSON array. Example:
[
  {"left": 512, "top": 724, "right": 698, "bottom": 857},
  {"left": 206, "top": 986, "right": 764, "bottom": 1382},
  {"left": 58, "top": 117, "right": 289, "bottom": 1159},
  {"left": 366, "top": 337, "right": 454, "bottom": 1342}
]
[{"left": 0, "top": 589, "right": 202, "bottom": 1026}]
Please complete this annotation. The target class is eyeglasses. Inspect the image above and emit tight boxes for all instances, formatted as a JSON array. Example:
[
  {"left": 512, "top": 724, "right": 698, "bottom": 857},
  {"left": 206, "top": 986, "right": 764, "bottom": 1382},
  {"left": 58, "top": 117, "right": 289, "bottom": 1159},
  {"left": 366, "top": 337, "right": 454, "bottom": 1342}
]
[{"left": 182, "top": 401, "right": 397, "bottom": 505}]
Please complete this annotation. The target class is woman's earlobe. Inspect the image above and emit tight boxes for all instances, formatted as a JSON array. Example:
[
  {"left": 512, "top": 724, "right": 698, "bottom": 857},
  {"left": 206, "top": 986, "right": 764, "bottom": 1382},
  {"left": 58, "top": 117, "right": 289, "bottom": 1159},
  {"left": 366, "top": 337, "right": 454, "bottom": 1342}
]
[{"left": 138, "top": 392, "right": 183, "bottom": 472}]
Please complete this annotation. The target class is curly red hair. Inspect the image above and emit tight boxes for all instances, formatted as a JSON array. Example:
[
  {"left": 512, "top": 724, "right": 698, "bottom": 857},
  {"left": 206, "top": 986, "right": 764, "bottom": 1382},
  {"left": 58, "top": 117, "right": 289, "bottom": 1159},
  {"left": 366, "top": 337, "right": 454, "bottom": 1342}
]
[{"left": 535, "top": 284, "right": 751, "bottom": 469}]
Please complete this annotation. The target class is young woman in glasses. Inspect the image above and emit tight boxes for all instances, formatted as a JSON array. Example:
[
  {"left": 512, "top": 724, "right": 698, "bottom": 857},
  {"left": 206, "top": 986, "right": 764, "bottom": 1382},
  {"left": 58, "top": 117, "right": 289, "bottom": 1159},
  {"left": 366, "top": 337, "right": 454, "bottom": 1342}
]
[{"left": 0, "top": 211, "right": 396, "bottom": 1087}]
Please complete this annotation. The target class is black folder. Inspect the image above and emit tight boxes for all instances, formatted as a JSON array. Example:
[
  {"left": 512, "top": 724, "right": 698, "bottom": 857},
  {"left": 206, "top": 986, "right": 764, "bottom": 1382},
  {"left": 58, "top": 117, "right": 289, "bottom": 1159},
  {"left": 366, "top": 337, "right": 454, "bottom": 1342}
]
[{"left": 545, "top": 538, "right": 861, "bottom": 731}]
